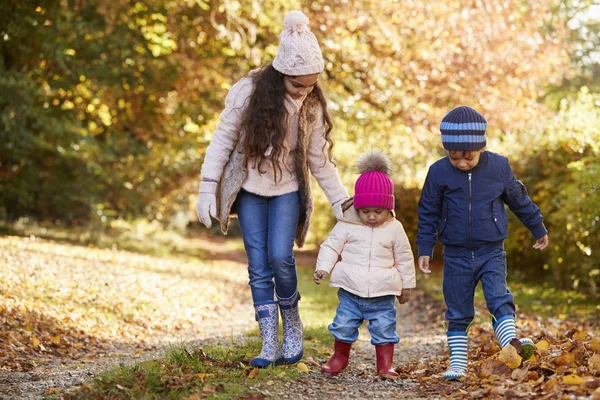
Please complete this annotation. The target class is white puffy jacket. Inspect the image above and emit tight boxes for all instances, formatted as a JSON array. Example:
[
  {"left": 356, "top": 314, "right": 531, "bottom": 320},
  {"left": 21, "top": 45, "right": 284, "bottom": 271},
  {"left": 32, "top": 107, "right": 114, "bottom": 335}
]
[{"left": 315, "top": 202, "right": 416, "bottom": 298}]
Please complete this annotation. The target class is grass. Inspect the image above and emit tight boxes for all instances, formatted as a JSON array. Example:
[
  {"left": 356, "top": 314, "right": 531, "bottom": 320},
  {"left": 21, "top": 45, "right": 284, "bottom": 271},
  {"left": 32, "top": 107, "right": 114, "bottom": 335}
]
[
  {"left": 63, "top": 343, "right": 315, "bottom": 400},
  {"left": 58, "top": 263, "right": 340, "bottom": 399}
]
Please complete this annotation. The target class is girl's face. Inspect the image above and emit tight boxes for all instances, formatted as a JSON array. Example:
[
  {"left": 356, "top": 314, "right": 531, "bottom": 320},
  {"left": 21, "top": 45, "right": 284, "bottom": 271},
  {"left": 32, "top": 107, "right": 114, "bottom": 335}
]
[
  {"left": 447, "top": 149, "right": 484, "bottom": 172},
  {"left": 358, "top": 207, "right": 390, "bottom": 228},
  {"left": 283, "top": 74, "right": 319, "bottom": 100}
]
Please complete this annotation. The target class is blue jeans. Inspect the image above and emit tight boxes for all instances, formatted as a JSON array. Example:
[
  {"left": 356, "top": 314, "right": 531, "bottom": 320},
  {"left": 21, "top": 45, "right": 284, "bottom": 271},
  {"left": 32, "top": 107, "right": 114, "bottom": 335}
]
[
  {"left": 235, "top": 189, "right": 300, "bottom": 304},
  {"left": 328, "top": 289, "right": 399, "bottom": 345},
  {"left": 443, "top": 249, "right": 515, "bottom": 332}
]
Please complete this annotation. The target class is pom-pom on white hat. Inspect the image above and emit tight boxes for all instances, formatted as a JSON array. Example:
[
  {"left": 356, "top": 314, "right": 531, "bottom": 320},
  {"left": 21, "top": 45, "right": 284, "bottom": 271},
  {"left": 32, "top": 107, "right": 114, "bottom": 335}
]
[{"left": 272, "top": 10, "right": 324, "bottom": 76}]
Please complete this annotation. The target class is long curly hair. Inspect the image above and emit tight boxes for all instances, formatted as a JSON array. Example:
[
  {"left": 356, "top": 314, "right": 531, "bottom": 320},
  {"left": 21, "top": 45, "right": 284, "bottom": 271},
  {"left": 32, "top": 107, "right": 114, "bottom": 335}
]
[{"left": 239, "top": 64, "right": 334, "bottom": 182}]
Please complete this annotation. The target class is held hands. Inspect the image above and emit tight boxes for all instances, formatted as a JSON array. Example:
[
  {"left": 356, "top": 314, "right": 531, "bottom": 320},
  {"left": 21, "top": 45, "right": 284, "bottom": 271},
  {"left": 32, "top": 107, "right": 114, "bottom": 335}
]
[
  {"left": 332, "top": 197, "right": 349, "bottom": 220},
  {"left": 196, "top": 181, "right": 217, "bottom": 228},
  {"left": 533, "top": 234, "right": 549, "bottom": 250},
  {"left": 313, "top": 270, "right": 329, "bottom": 284},
  {"left": 418, "top": 255, "right": 431, "bottom": 274},
  {"left": 397, "top": 289, "right": 411, "bottom": 304}
]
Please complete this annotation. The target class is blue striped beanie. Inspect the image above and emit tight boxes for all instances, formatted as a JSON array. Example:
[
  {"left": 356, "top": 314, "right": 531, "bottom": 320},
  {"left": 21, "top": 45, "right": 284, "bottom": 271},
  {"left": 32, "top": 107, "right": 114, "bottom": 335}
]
[{"left": 440, "top": 106, "right": 487, "bottom": 151}]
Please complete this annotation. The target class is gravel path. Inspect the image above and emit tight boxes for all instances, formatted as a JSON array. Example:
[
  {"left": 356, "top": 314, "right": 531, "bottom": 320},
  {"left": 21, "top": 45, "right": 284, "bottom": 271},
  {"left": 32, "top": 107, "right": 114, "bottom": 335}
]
[
  {"left": 0, "top": 236, "right": 448, "bottom": 399},
  {"left": 266, "top": 290, "right": 448, "bottom": 400}
]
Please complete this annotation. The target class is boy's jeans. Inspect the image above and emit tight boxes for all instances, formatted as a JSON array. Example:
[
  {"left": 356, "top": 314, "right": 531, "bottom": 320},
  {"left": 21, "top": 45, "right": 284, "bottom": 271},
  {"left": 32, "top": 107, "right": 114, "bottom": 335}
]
[
  {"left": 236, "top": 189, "right": 300, "bottom": 304},
  {"left": 443, "top": 249, "right": 515, "bottom": 332},
  {"left": 329, "top": 289, "right": 399, "bottom": 345}
]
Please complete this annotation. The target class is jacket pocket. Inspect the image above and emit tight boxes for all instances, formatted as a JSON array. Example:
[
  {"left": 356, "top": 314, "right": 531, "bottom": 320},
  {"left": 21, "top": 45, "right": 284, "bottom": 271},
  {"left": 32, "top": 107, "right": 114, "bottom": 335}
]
[
  {"left": 437, "top": 202, "right": 448, "bottom": 236},
  {"left": 492, "top": 204, "right": 507, "bottom": 236}
]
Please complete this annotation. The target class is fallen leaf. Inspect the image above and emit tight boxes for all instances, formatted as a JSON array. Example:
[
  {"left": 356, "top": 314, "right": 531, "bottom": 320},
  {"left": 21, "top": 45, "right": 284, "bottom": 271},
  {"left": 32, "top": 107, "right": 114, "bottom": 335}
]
[
  {"left": 544, "top": 378, "right": 559, "bottom": 391},
  {"left": 511, "top": 368, "right": 528, "bottom": 382},
  {"left": 590, "top": 339, "right": 600, "bottom": 353},
  {"left": 247, "top": 368, "right": 259, "bottom": 379},
  {"left": 276, "top": 371, "right": 286, "bottom": 377},
  {"left": 563, "top": 374, "right": 589, "bottom": 385},
  {"left": 572, "top": 330, "right": 588, "bottom": 341},
  {"left": 556, "top": 352, "right": 576, "bottom": 367},
  {"left": 535, "top": 340, "right": 549, "bottom": 351},
  {"left": 589, "top": 354, "right": 600, "bottom": 375},
  {"left": 297, "top": 362, "right": 310, "bottom": 373},
  {"left": 498, "top": 344, "right": 522, "bottom": 369},
  {"left": 476, "top": 359, "right": 511, "bottom": 379}
]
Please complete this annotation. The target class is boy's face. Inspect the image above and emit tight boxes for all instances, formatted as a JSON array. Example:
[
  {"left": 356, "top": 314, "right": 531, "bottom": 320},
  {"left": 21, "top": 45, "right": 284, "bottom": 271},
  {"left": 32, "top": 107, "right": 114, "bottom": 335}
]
[
  {"left": 447, "top": 149, "right": 484, "bottom": 172},
  {"left": 358, "top": 207, "right": 390, "bottom": 228}
]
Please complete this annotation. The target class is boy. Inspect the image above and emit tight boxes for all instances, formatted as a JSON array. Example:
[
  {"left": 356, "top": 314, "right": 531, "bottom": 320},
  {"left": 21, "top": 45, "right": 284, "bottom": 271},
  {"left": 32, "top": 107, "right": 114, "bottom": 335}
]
[{"left": 417, "top": 106, "right": 549, "bottom": 379}]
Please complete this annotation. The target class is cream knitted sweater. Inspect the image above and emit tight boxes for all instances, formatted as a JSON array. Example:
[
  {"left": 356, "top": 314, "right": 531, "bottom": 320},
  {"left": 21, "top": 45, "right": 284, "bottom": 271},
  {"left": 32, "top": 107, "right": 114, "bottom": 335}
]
[{"left": 201, "top": 75, "right": 348, "bottom": 204}]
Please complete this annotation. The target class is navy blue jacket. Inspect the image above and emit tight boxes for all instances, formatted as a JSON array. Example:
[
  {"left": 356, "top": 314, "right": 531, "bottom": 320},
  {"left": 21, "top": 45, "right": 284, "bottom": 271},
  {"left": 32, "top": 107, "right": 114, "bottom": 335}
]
[{"left": 417, "top": 151, "right": 547, "bottom": 259}]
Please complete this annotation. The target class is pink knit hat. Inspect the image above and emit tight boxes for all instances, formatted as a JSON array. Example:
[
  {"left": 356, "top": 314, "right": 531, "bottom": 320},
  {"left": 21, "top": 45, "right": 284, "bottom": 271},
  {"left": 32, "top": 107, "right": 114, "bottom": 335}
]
[{"left": 353, "top": 151, "right": 395, "bottom": 210}]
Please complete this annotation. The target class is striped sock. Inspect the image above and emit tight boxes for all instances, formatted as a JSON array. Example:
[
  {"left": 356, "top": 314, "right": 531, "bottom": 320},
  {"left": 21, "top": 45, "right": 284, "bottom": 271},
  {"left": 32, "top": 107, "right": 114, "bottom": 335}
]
[{"left": 493, "top": 316, "right": 517, "bottom": 348}]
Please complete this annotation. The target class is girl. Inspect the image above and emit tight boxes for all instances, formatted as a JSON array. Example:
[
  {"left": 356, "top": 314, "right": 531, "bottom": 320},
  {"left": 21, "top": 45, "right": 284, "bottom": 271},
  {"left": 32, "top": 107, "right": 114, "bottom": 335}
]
[
  {"left": 196, "top": 10, "right": 348, "bottom": 367},
  {"left": 313, "top": 151, "right": 416, "bottom": 378}
]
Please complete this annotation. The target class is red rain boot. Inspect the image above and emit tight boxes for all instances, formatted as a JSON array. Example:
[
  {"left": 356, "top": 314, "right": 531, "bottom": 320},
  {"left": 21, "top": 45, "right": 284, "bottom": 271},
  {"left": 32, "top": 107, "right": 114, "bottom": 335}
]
[
  {"left": 321, "top": 340, "right": 352, "bottom": 376},
  {"left": 375, "top": 343, "right": 399, "bottom": 378}
]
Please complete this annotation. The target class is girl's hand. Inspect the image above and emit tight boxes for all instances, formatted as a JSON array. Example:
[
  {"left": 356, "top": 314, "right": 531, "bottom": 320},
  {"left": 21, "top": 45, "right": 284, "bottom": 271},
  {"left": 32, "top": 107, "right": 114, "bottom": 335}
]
[
  {"left": 418, "top": 256, "right": 431, "bottom": 274},
  {"left": 397, "top": 289, "right": 411, "bottom": 304},
  {"left": 533, "top": 234, "right": 549, "bottom": 250},
  {"left": 313, "top": 270, "right": 329, "bottom": 284}
]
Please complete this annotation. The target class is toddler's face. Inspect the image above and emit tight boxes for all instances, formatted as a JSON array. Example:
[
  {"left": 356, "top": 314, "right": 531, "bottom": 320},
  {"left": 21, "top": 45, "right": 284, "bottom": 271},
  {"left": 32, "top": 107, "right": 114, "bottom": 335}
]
[
  {"left": 358, "top": 207, "right": 390, "bottom": 228},
  {"left": 447, "top": 149, "right": 484, "bottom": 172},
  {"left": 283, "top": 74, "right": 319, "bottom": 100}
]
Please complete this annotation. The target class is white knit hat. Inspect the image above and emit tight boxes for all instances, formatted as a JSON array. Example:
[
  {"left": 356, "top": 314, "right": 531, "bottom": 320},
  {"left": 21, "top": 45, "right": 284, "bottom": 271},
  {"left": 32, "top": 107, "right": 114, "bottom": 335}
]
[{"left": 272, "top": 10, "right": 324, "bottom": 76}]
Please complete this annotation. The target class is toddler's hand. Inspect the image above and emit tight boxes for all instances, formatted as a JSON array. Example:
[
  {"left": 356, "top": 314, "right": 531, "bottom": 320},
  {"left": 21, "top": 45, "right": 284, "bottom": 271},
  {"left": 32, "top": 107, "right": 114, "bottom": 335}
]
[
  {"left": 313, "top": 270, "right": 329, "bottom": 284},
  {"left": 418, "top": 256, "right": 431, "bottom": 274},
  {"left": 533, "top": 234, "right": 549, "bottom": 250},
  {"left": 397, "top": 289, "right": 411, "bottom": 304}
]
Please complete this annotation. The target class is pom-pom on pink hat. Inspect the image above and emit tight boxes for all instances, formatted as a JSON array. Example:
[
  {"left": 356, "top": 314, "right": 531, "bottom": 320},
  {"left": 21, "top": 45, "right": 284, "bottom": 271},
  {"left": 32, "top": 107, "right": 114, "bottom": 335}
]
[{"left": 353, "top": 150, "right": 395, "bottom": 210}]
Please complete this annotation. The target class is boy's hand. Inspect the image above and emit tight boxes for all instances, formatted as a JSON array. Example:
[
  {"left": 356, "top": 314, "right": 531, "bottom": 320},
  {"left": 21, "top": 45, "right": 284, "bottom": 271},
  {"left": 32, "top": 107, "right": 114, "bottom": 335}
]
[
  {"left": 313, "top": 270, "right": 329, "bottom": 284},
  {"left": 397, "top": 289, "right": 411, "bottom": 304},
  {"left": 533, "top": 234, "right": 549, "bottom": 250},
  {"left": 418, "top": 256, "right": 431, "bottom": 274}
]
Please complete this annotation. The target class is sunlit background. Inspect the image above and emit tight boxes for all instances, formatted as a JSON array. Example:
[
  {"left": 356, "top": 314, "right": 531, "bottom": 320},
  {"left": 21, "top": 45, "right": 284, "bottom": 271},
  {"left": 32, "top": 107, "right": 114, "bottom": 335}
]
[{"left": 1, "top": 0, "right": 599, "bottom": 295}]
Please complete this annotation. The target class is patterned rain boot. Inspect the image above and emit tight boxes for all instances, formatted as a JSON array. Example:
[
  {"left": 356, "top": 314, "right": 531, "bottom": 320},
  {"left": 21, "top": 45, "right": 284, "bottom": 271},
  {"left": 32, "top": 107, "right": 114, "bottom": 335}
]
[
  {"left": 278, "top": 291, "right": 304, "bottom": 364},
  {"left": 443, "top": 332, "right": 468, "bottom": 379},
  {"left": 492, "top": 315, "right": 535, "bottom": 360},
  {"left": 251, "top": 301, "right": 283, "bottom": 367},
  {"left": 321, "top": 340, "right": 352, "bottom": 376},
  {"left": 375, "top": 343, "right": 399, "bottom": 378}
]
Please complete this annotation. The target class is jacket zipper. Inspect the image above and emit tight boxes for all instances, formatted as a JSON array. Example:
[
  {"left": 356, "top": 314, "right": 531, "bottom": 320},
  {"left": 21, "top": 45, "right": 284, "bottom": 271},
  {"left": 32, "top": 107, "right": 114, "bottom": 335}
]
[
  {"left": 367, "top": 227, "right": 373, "bottom": 297},
  {"left": 468, "top": 171, "right": 474, "bottom": 259}
]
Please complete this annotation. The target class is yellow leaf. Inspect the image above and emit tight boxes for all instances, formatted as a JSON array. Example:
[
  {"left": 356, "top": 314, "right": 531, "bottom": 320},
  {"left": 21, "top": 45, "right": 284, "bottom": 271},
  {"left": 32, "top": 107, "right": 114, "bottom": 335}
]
[
  {"left": 556, "top": 352, "right": 576, "bottom": 367},
  {"left": 545, "top": 378, "right": 559, "bottom": 391},
  {"left": 528, "top": 354, "right": 539, "bottom": 363},
  {"left": 572, "top": 330, "right": 587, "bottom": 341},
  {"left": 498, "top": 344, "right": 522, "bottom": 369},
  {"left": 277, "top": 371, "right": 286, "bottom": 377},
  {"left": 31, "top": 337, "right": 40, "bottom": 349},
  {"left": 49, "top": 335, "right": 61, "bottom": 344},
  {"left": 535, "top": 340, "right": 549, "bottom": 351},
  {"left": 590, "top": 339, "right": 600, "bottom": 352},
  {"left": 247, "top": 368, "right": 259, "bottom": 379},
  {"left": 589, "top": 353, "right": 600, "bottom": 375},
  {"left": 563, "top": 374, "right": 588, "bottom": 385},
  {"left": 297, "top": 362, "right": 310, "bottom": 373}
]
